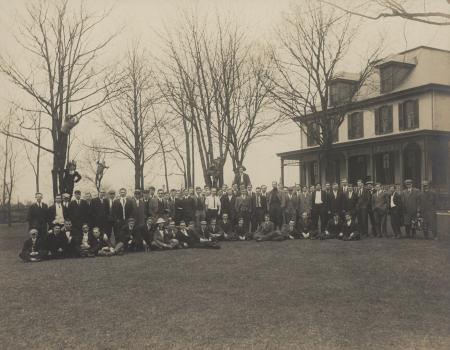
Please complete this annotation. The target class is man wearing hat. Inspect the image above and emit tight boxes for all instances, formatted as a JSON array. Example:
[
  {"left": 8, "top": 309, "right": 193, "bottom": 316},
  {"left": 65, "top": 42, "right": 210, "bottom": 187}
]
[
  {"left": 388, "top": 184, "right": 403, "bottom": 238},
  {"left": 19, "top": 229, "right": 47, "bottom": 262},
  {"left": 151, "top": 218, "right": 179, "bottom": 250},
  {"left": 232, "top": 166, "right": 251, "bottom": 188},
  {"left": 402, "top": 179, "right": 420, "bottom": 238},
  {"left": 371, "top": 183, "right": 388, "bottom": 238},
  {"left": 419, "top": 180, "right": 437, "bottom": 239}
]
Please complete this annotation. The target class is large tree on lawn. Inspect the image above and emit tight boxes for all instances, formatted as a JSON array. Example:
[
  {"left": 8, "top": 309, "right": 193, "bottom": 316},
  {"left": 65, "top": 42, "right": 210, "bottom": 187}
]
[{"left": 0, "top": 0, "right": 118, "bottom": 197}]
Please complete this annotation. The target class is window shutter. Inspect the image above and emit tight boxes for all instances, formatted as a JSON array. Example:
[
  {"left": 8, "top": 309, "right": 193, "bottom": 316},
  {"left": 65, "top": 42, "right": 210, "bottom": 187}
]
[
  {"left": 375, "top": 108, "right": 380, "bottom": 135},
  {"left": 348, "top": 115, "right": 352, "bottom": 139},
  {"left": 388, "top": 105, "right": 393, "bottom": 132},
  {"left": 414, "top": 99, "right": 419, "bottom": 128},
  {"left": 360, "top": 112, "right": 364, "bottom": 138},
  {"left": 398, "top": 102, "right": 404, "bottom": 131}
]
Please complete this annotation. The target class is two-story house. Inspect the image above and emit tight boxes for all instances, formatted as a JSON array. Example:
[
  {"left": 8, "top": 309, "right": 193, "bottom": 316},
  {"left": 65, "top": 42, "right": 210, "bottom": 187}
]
[{"left": 278, "top": 46, "right": 450, "bottom": 198}]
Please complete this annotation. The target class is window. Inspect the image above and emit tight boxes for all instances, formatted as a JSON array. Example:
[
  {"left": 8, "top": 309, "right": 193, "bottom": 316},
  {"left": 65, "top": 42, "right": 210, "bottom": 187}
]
[
  {"left": 399, "top": 100, "right": 419, "bottom": 130},
  {"left": 380, "top": 63, "right": 414, "bottom": 93},
  {"left": 348, "top": 112, "right": 364, "bottom": 139},
  {"left": 375, "top": 105, "right": 393, "bottom": 135},
  {"left": 306, "top": 123, "right": 320, "bottom": 147}
]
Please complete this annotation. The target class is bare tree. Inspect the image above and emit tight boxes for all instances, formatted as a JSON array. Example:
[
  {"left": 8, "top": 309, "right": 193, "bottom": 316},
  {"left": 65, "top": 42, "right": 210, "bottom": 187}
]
[
  {"left": 159, "top": 13, "right": 280, "bottom": 187},
  {"left": 323, "top": 0, "right": 450, "bottom": 26},
  {"left": 0, "top": 0, "right": 118, "bottom": 197},
  {"left": 225, "top": 50, "right": 285, "bottom": 171},
  {"left": 269, "top": 3, "right": 382, "bottom": 181},
  {"left": 159, "top": 13, "right": 236, "bottom": 188},
  {"left": 0, "top": 117, "right": 19, "bottom": 226},
  {"left": 20, "top": 111, "right": 44, "bottom": 193},
  {"left": 99, "top": 44, "right": 162, "bottom": 190}
]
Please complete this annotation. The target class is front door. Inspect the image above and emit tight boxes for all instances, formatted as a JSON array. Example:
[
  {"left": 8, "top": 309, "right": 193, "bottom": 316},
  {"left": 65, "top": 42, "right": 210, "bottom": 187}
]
[
  {"left": 348, "top": 155, "right": 368, "bottom": 185},
  {"left": 403, "top": 143, "right": 421, "bottom": 187}
]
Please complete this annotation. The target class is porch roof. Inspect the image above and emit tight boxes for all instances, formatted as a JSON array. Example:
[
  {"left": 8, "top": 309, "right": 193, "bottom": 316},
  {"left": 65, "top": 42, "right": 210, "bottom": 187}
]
[{"left": 277, "top": 130, "right": 450, "bottom": 160}]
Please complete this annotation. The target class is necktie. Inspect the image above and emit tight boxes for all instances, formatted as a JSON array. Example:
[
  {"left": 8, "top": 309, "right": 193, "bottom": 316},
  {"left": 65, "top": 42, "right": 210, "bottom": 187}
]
[{"left": 213, "top": 196, "right": 216, "bottom": 209}]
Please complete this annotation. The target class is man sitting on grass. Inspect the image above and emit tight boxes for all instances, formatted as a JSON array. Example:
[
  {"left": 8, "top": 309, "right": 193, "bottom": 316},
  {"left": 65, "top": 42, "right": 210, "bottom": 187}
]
[
  {"left": 280, "top": 220, "right": 296, "bottom": 240},
  {"left": 77, "top": 223, "right": 95, "bottom": 257},
  {"left": 46, "top": 224, "right": 69, "bottom": 259},
  {"left": 296, "top": 212, "right": 315, "bottom": 239},
  {"left": 176, "top": 221, "right": 198, "bottom": 248},
  {"left": 341, "top": 212, "right": 360, "bottom": 241},
  {"left": 254, "top": 214, "right": 290, "bottom": 242},
  {"left": 115, "top": 218, "right": 145, "bottom": 254},
  {"left": 19, "top": 229, "right": 47, "bottom": 262},
  {"left": 209, "top": 218, "right": 224, "bottom": 241},
  {"left": 235, "top": 217, "right": 249, "bottom": 241},
  {"left": 219, "top": 213, "right": 236, "bottom": 241},
  {"left": 151, "top": 218, "right": 179, "bottom": 250},
  {"left": 320, "top": 213, "right": 342, "bottom": 240},
  {"left": 195, "top": 220, "right": 220, "bottom": 249},
  {"left": 90, "top": 227, "right": 114, "bottom": 256}
]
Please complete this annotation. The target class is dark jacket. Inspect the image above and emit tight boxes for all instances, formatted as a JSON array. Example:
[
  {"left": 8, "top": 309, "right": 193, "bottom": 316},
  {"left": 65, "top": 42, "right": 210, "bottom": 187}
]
[{"left": 27, "top": 202, "right": 48, "bottom": 230}]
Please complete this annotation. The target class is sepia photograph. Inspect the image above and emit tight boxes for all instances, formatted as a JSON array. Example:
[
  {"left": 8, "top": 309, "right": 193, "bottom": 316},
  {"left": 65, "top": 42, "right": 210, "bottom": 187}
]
[{"left": 0, "top": 0, "right": 449, "bottom": 349}]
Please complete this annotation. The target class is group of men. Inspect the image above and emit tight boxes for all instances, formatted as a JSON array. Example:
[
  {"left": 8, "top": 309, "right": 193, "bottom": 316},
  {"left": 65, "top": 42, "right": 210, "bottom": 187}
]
[{"left": 20, "top": 165, "right": 438, "bottom": 262}]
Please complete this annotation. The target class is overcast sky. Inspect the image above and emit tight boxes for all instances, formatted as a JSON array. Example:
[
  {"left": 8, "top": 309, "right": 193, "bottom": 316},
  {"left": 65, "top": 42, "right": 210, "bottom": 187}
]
[{"left": 1, "top": 0, "right": 449, "bottom": 202}]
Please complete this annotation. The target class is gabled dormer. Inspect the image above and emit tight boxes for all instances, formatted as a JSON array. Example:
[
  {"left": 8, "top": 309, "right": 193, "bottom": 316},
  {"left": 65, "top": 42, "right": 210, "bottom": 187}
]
[
  {"left": 377, "top": 57, "right": 416, "bottom": 94},
  {"left": 328, "top": 72, "right": 359, "bottom": 107}
]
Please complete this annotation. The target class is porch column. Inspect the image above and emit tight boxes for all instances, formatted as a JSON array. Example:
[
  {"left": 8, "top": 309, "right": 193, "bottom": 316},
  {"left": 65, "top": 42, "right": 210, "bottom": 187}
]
[
  {"left": 280, "top": 158, "right": 285, "bottom": 186},
  {"left": 399, "top": 142, "right": 404, "bottom": 184},
  {"left": 370, "top": 145, "right": 375, "bottom": 182}
]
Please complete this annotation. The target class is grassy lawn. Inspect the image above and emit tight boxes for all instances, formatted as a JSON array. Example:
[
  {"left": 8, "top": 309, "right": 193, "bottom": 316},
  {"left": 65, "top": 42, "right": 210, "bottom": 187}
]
[{"left": 1, "top": 224, "right": 449, "bottom": 350}]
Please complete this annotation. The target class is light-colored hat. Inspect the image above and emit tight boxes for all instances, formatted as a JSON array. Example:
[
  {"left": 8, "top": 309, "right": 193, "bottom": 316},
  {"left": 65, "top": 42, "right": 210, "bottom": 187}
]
[{"left": 156, "top": 218, "right": 166, "bottom": 224}]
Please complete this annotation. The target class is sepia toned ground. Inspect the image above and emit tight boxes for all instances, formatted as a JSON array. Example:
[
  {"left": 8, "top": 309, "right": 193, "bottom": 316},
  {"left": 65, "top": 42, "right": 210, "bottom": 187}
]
[{"left": 1, "top": 223, "right": 449, "bottom": 350}]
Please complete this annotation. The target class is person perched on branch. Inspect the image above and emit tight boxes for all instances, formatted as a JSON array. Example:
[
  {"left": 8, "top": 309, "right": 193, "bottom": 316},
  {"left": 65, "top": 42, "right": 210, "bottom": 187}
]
[
  {"left": 206, "top": 157, "right": 225, "bottom": 188},
  {"left": 95, "top": 160, "right": 109, "bottom": 192},
  {"left": 62, "top": 161, "right": 82, "bottom": 196},
  {"left": 233, "top": 166, "right": 251, "bottom": 188}
]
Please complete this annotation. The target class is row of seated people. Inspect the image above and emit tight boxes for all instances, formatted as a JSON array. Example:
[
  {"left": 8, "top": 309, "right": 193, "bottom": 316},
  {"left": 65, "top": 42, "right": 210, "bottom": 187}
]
[{"left": 19, "top": 212, "right": 360, "bottom": 262}]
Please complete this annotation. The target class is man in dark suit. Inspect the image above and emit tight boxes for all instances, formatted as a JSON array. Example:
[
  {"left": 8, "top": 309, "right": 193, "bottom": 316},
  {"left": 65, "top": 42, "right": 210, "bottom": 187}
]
[
  {"left": 80, "top": 192, "right": 95, "bottom": 229},
  {"left": 355, "top": 180, "right": 370, "bottom": 237},
  {"left": 103, "top": 190, "right": 116, "bottom": 238},
  {"left": 140, "top": 216, "right": 155, "bottom": 250},
  {"left": 311, "top": 184, "right": 328, "bottom": 234},
  {"left": 232, "top": 166, "right": 251, "bottom": 189},
  {"left": 193, "top": 187, "right": 206, "bottom": 227},
  {"left": 298, "top": 186, "right": 312, "bottom": 218},
  {"left": 251, "top": 186, "right": 266, "bottom": 232},
  {"left": 267, "top": 181, "right": 285, "bottom": 230},
  {"left": 327, "top": 183, "right": 343, "bottom": 217},
  {"left": 371, "top": 183, "right": 388, "bottom": 237},
  {"left": 47, "top": 194, "right": 67, "bottom": 228},
  {"left": 68, "top": 190, "right": 85, "bottom": 231},
  {"left": 235, "top": 188, "right": 252, "bottom": 232},
  {"left": 27, "top": 192, "right": 49, "bottom": 239},
  {"left": 420, "top": 181, "right": 437, "bottom": 240},
  {"left": 283, "top": 187, "right": 298, "bottom": 225},
  {"left": 113, "top": 188, "right": 134, "bottom": 242},
  {"left": 19, "top": 229, "right": 47, "bottom": 262},
  {"left": 132, "top": 189, "right": 147, "bottom": 226},
  {"left": 181, "top": 189, "right": 196, "bottom": 224},
  {"left": 402, "top": 179, "right": 420, "bottom": 238},
  {"left": 342, "top": 184, "right": 358, "bottom": 219},
  {"left": 92, "top": 190, "right": 107, "bottom": 232},
  {"left": 221, "top": 187, "right": 237, "bottom": 225},
  {"left": 388, "top": 184, "right": 403, "bottom": 238}
]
